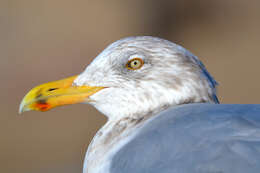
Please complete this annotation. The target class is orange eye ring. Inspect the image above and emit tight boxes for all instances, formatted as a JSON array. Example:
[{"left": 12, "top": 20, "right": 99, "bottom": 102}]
[{"left": 126, "top": 58, "right": 144, "bottom": 70}]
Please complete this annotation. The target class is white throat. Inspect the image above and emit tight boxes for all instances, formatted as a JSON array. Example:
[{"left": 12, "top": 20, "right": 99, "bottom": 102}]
[{"left": 83, "top": 114, "right": 150, "bottom": 173}]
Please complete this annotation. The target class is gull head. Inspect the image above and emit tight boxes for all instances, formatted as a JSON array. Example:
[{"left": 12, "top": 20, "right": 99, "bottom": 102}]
[
  {"left": 74, "top": 36, "right": 218, "bottom": 119},
  {"left": 19, "top": 36, "right": 218, "bottom": 119}
]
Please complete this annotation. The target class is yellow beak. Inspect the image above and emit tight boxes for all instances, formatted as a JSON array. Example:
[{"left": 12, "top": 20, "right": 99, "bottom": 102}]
[{"left": 19, "top": 76, "right": 105, "bottom": 113}]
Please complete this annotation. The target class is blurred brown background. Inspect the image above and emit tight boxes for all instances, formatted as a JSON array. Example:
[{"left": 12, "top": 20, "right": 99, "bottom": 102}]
[{"left": 1, "top": 0, "right": 260, "bottom": 172}]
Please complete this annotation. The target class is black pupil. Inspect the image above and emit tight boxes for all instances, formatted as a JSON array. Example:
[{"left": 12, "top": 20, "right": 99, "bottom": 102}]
[{"left": 127, "top": 59, "right": 141, "bottom": 69}]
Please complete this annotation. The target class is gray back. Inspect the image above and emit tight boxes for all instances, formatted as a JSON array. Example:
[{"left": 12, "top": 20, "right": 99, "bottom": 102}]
[{"left": 110, "top": 104, "right": 260, "bottom": 173}]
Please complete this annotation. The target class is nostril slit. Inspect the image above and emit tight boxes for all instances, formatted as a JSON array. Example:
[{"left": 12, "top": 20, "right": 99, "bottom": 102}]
[{"left": 48, "top": 88, "right": 58, "bottom": 91}]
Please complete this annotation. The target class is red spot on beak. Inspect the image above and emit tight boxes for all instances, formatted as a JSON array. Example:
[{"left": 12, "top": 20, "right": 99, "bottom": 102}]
[{"left": 36, "top": 103, "right": 51, "bottom": 111}]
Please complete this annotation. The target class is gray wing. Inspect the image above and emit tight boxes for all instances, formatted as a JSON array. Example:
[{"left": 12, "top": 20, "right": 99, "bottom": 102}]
[{"left": 110, "top": 104, "right": 260, "bottom": 173}]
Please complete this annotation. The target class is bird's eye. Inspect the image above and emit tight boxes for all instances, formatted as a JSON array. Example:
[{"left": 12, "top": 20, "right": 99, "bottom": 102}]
[{"left": 126, "top": 58, "right": 144, "bottom": 70}]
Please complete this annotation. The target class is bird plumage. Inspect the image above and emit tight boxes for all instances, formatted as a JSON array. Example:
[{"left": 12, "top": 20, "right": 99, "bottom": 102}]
[
  {"left": 74, "top": 36, "right": 218, "bottom": 119},
  {"left": 111, "top": 104, "right": 260, "bottom": 173}
]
